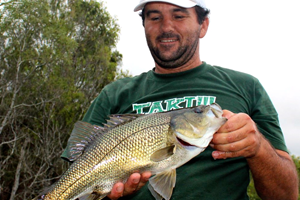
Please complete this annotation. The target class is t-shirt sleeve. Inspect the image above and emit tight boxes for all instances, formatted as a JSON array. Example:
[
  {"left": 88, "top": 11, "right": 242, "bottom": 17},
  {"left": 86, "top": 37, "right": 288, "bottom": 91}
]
[
  {"left": 250, "top": 80, "right": 288, "bottom": 153},
  {"left": 82, "top": 89, "right": 111, "bottom": 126}
]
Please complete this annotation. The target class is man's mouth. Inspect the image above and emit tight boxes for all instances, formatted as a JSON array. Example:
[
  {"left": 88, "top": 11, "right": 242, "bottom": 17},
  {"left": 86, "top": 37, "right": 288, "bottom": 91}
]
[
  {"left": 160, "top": 39, "right": 178, "bottom": 43},
  {"left": 157, "top": 33, "right": 180, "bottom": 44}
]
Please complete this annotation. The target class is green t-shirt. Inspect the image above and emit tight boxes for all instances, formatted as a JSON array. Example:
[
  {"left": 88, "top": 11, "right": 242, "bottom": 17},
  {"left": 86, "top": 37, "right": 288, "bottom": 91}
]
[{"left": 62, "top": 62, "right": 287, "bottom": 199}]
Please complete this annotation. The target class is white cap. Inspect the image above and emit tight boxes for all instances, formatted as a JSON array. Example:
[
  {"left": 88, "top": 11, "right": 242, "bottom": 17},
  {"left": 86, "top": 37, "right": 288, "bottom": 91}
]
[{"left": 134, "top": 0, "right": 207, "bottom": 12}]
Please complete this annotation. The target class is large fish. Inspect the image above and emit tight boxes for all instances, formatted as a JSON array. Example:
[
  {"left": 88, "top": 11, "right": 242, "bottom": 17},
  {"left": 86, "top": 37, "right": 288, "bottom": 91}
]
[{"left": 35, "top": 103, "right": 227, "bottom": 200}]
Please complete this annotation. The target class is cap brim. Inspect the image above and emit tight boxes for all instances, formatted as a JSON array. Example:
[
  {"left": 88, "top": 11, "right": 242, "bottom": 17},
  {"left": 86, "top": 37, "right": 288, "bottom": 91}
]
[{"left": 134, "top": 0, "right": 197, "bottom": 12}]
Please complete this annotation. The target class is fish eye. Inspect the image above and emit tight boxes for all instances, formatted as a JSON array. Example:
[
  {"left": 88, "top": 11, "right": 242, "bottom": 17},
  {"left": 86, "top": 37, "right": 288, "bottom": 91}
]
[{"left": 194, "top": 107, "right": 203, "bottom": 114}]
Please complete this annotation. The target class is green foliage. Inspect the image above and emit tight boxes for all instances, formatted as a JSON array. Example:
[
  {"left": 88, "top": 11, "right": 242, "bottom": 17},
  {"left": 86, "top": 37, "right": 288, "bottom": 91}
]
[
  {"left": 247, "top": 173, "right": 261, "bottom": 200},
  {"left": 0, "top": 0, "right": 124, "bottom": 199},
  {"left": 247, "top": 155, "right": 300, "bottom": 200},
  {"left": 292, "top": 155, "right": 300, "bottom": 200}
]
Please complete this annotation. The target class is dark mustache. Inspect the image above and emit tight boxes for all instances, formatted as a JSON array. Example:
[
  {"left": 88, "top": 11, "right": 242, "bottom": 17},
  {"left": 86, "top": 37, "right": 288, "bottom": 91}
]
[{"left": 156, "top": 32, "right": 180, "bottom": 40}]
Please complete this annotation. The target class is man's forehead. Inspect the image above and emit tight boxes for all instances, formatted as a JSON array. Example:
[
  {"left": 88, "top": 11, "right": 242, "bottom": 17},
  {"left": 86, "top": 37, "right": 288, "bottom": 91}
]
[
  {"left": 144, "top": 2, "right": 190, "bottom": 11},
  {"left": 134, "top": 0, "right": 207, "bottom": 12}
]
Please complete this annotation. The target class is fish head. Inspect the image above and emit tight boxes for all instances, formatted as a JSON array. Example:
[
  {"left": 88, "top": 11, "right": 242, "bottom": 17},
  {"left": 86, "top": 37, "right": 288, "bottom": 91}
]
[{"left": 170, "top": 103, "right": 227, "bottom": 149}]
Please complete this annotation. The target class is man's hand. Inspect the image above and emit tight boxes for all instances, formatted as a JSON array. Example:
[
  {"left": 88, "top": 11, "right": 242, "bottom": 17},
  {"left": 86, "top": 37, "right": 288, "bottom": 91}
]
[
  {"left": 210, "top": 110, "right": 262, "bottom": 159},
  {"left": 107, "top": 172, "right": 151, "bottom": 200},
  {"left": 210, "top": 110, "right": 299, "bottom": 199}
]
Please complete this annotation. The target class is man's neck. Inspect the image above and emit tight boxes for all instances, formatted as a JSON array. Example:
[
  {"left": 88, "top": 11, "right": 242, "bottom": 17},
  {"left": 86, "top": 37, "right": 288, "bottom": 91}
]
[{"left": 154, "top": 60, "right": 203, "bottom": 74}]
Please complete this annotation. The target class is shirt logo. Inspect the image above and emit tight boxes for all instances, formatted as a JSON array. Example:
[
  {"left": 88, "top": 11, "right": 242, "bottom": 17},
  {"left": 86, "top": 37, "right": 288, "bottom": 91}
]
[{"left": 132, "top": 95, "right": 216, "bottom": 114}]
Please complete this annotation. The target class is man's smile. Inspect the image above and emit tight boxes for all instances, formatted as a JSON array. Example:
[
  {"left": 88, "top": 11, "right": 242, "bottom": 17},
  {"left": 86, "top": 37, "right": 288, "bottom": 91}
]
[{"left": 160, "top": 39, "right": 178, "bottom": 43}]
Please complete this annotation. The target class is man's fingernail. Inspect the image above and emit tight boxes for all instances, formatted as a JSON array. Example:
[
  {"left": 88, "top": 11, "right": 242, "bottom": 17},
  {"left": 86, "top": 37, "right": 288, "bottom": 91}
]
[
  {"left": 212, "top": 151, "right": 219, "bottom": 160},
  {"left": 116, "top": 185, "right": 123, "bottom": 193},
  {"left": 133, "top": 178, "right": 139, "bottom": 184}
]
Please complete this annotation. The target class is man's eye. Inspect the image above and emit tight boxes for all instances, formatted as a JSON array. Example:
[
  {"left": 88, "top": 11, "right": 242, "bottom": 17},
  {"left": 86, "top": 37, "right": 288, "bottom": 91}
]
[
  {"left": 174, "top": 15, "right": 184, "bottom": 19},
  {"left": 151, "top": 16, "right": 160, "bottom": 21}
]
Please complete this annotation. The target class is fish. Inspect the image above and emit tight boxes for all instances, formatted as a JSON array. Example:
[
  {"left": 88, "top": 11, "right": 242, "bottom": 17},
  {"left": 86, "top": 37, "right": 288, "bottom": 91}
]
[{"left": 35, "top": 103, "right": 227, "bottom": 200}]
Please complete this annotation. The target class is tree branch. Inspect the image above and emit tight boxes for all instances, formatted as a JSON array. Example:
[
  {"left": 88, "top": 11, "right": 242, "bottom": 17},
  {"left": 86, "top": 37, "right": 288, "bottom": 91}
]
[{"left": 9, "top": 138, "right": 29, "bottom": 200}]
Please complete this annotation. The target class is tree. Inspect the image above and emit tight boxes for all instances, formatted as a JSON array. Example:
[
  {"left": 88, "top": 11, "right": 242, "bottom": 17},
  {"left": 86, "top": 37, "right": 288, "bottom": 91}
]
[{"left": 0, "top": 0, "right": 123, "bottom": 199}]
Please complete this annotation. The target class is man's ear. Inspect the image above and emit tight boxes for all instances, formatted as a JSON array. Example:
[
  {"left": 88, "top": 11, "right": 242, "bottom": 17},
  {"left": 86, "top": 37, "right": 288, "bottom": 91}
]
[{"left": 199, "top": 17, "right": 209, "bottom": 38}]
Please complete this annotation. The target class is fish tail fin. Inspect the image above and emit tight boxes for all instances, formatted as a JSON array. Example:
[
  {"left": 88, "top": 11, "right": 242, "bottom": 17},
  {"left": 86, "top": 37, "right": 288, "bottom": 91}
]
[
  {"left": 32, "top": 183, "right": 56, "bottom": 200},
  {"left": 32, "top": 193, "right": 46, "bottom": 200}
]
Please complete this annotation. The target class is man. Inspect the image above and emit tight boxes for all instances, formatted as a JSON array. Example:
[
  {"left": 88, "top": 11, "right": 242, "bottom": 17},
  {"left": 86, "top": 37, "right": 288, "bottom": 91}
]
[{"left": 62, "top": 0, "right": 298, "bottom": 199}]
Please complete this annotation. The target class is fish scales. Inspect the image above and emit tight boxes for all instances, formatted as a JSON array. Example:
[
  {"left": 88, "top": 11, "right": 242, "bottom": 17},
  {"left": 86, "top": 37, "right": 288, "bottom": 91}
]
[
  {"left": 36, "top": 103, "right": 227, "bottom": 200},
  {"left": 47, "top": 113, "right": 172, "bottom": 199},
  {"left": 78, "top": 114, "right": 171, "bottom": 196}
]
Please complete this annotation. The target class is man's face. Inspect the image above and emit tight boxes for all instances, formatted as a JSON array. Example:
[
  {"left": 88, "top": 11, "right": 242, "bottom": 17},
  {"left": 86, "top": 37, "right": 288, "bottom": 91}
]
[{"left": 144, "top": 3, "right": 202, "bottom": 69}]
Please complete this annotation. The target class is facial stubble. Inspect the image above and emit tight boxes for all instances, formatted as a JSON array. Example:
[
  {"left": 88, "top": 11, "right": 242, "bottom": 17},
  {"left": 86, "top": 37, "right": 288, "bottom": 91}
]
[{"left": 146, "top": 30, "right": 200, "bottom": 69}]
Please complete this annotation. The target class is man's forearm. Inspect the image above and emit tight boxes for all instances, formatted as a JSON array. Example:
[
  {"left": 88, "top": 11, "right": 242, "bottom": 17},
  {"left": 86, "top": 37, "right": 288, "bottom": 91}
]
[
  {"left": 247, "top": 136, "right": 298, "bottom": 200},
  {"left": 211, "top": 111, "right": 298, "bottom": 199}
]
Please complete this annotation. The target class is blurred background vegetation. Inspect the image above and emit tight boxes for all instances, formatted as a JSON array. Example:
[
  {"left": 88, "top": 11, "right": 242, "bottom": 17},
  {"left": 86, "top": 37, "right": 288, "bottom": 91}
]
[
  {"left": 0, "top": 0, "right": 127, "bottom": 199},
  {"left": 0, "top": 0, "right": 299, "bottom": 199}
]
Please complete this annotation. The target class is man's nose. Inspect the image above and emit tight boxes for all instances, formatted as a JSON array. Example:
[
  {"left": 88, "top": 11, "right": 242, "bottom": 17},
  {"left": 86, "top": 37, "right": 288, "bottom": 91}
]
[{"left": 160, "top": 17, "right": 175, "bottom": 33}]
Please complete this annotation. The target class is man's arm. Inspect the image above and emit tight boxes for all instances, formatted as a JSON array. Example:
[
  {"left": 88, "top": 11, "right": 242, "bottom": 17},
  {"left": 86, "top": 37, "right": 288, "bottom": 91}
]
[
  {"left": 249, "top": 148, "right": 297, "bottom": 200},
  {"left": 210, "top": 110, "right": 299, "bottom": 200}
]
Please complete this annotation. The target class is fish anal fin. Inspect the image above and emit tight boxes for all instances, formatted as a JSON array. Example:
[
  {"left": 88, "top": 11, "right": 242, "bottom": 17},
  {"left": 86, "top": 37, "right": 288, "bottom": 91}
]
[
  {"left": 150, "top": 145, "right": 176, "bottom": 162},
  {"left": 149, "top": 169, "right": 177, "bottom": 200},
  {"left": 65, "top": 121, "right": 105, "bottom": 162},
  {"left": 77, "top": 191, "right": 106, "bottom": 200},
  {"left": 148, "top": 183, "right": 163, "bottom": 200}
]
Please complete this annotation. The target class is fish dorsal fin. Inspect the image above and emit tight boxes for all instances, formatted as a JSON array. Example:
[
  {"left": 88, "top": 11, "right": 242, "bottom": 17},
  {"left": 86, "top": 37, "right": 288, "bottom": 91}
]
[
  {"left": 103, "top": 114, "right": 143, "bottom": 128},
  {"left": 150, "top": 145, "right": 176, "bottom": 162},
  {"left": 65, "top": 115, "right": 143, "bottom": 162},
  {"left": 66, "top": 121, "right": 105, "bottom": 162},
  {"left": 148, "top": 169, "right": 177, "bottom": 200}
]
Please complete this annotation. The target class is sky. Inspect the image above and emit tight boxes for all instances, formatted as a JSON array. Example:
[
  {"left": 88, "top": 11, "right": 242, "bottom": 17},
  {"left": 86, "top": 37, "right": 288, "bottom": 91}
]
[{"left": 104, "top": 0, "right": 300, "bottom": 156}]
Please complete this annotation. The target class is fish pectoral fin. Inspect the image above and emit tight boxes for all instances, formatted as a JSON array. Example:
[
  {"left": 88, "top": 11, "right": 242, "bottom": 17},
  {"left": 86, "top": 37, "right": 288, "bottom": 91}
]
[
  {"left": 148, "top": 169, "right": 177, "bottom": 200},
  {"left": 150, "top": 145, "right": 176, "bottom": 162}
]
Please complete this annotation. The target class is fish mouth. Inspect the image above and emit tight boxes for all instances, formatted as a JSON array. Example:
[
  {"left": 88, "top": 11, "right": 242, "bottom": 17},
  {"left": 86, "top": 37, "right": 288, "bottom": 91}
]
[
  {"left": 175, "top": 131, "right": 211, "bottom": 149},
  {"left": 210, "top": 103, "right": 223, "bottom": 118},
  {"left": 176, "top": 136, "right": 196, "bottom": 147}
]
